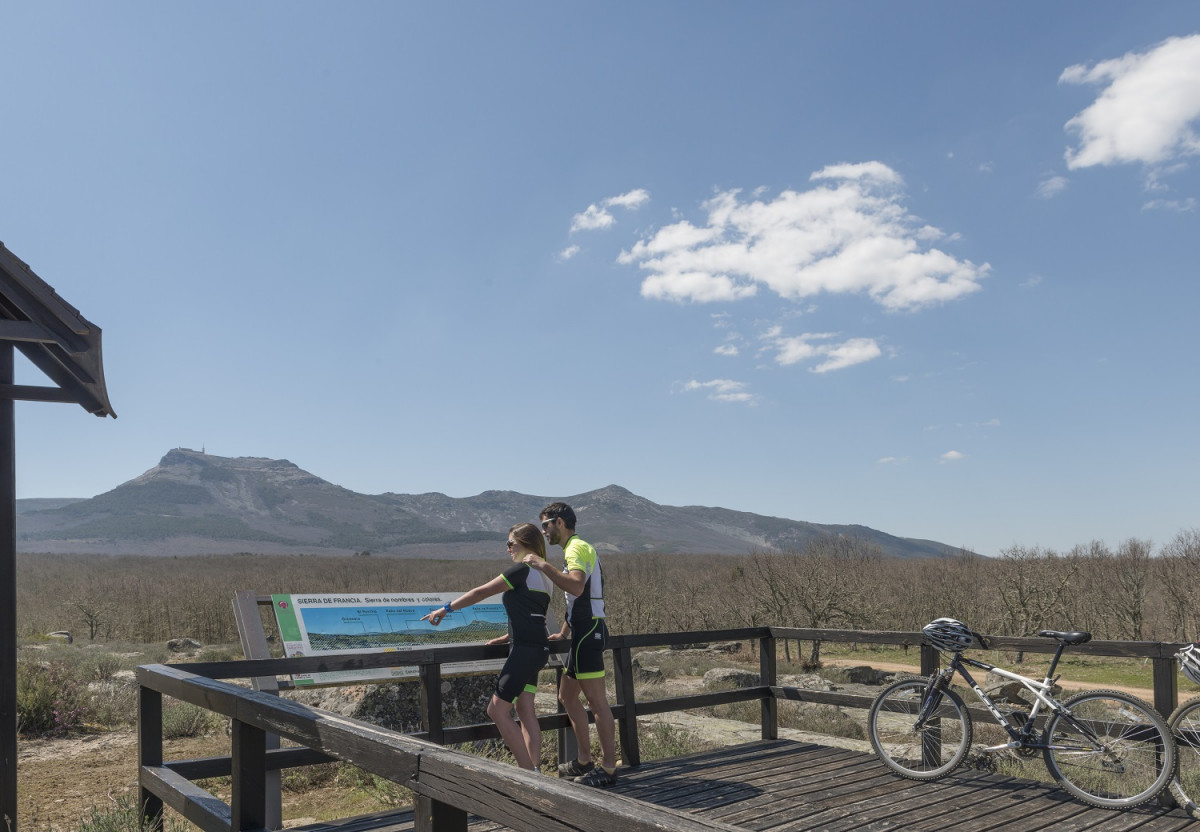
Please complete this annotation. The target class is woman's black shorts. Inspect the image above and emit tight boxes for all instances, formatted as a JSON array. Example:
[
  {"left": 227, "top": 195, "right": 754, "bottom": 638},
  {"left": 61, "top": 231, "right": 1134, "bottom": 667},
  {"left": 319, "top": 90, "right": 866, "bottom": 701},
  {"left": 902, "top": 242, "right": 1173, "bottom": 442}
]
[{"left": 495, "top": 642, "right": 550, "bottom": 703}]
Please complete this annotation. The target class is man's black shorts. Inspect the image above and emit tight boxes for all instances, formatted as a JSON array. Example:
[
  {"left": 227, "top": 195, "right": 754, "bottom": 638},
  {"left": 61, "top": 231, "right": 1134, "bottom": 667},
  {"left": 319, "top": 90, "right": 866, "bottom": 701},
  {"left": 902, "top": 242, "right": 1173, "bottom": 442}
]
[{"left": 565, "top": 617, "right": 608, "bottom": 680}]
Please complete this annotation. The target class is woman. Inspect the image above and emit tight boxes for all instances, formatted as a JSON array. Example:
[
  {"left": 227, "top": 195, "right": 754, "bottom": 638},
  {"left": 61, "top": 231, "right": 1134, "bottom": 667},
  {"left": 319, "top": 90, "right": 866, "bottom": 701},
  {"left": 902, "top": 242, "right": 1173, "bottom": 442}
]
[{"left": 421, "top": 522, "right": 551, "bottom": 770}]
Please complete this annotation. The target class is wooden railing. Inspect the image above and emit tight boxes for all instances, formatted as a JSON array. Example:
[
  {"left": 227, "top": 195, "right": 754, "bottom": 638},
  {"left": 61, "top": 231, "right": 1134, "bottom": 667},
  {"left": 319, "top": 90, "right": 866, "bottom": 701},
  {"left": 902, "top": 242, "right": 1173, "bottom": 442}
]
[{"left": 137, "top": 627, "right": 1188, "bottom": 832}]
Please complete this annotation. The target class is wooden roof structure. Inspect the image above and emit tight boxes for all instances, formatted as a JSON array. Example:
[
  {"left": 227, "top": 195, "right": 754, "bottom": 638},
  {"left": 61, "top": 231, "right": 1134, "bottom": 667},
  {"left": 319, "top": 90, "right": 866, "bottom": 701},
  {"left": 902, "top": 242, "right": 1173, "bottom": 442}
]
[
  {"left": 0, "top": 241, "right": 116, "bottom": 416},
  {"left": 0, "top": 240, "right": 116, "bottom": 832}
]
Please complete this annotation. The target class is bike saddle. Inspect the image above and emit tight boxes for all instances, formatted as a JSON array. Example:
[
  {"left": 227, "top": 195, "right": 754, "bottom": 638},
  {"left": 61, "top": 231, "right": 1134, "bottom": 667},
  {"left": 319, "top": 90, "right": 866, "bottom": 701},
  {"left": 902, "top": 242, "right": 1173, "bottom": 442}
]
[{"left": 1036, "top": 630, "right": 1092, "bottom": 645}]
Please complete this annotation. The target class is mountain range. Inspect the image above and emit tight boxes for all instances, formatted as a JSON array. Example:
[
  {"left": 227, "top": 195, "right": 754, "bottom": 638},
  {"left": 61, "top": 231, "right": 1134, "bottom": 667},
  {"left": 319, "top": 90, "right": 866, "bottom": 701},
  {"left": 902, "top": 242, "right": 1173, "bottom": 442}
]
[{"left": 14, "top": 448, "right": 961, "bottom": 558}]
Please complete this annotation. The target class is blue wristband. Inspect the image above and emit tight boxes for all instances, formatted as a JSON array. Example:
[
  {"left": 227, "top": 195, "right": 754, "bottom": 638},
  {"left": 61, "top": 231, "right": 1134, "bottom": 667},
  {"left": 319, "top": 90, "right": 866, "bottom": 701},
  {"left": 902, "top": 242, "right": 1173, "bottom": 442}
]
[{"left": 442, "top": 602, "right": 452, "bottom": 613}]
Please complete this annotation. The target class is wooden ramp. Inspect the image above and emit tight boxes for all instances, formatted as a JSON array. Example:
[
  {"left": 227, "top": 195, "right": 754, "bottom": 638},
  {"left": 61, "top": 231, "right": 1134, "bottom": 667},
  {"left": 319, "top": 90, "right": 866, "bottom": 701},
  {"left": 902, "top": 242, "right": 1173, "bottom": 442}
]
[{"left": 315, "top": 739, "right": 1195, "bottom": 832}]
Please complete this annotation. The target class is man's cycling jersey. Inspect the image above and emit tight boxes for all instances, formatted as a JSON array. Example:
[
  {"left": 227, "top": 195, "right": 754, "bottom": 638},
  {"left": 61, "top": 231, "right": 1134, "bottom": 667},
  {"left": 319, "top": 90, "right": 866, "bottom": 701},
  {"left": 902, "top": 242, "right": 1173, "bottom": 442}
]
[{"left": 562, "top": 535, "right": 604, "bottom": 630}]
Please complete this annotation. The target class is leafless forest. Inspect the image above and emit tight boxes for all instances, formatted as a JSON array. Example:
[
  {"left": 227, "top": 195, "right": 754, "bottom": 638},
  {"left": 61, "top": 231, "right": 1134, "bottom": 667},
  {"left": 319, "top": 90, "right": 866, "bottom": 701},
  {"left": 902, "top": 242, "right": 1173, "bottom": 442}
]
[{"left": 15, "top": 528, "right": 1200, "bottom": 649}]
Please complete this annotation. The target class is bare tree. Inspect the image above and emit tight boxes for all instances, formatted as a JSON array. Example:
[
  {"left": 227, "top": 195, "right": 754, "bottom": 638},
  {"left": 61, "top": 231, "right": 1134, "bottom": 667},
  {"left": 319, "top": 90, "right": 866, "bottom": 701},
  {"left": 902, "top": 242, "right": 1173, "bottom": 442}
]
[{"left": 995, "top": 545, "right": 1079, "bottom": 659}]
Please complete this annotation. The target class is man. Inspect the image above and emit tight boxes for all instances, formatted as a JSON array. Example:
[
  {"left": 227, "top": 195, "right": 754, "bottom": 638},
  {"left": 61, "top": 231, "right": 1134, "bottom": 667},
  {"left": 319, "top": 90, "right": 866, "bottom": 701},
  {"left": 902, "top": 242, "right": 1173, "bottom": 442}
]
[{"left": 523, "top": 501, "right": 617, "bottom": 787}]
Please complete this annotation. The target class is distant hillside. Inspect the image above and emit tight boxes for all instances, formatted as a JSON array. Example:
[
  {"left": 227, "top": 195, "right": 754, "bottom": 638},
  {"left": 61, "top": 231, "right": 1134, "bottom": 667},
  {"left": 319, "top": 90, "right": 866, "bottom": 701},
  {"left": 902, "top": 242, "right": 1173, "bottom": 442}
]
[{"left": 15, "top": 448, "right": 962, "bottom": 558}]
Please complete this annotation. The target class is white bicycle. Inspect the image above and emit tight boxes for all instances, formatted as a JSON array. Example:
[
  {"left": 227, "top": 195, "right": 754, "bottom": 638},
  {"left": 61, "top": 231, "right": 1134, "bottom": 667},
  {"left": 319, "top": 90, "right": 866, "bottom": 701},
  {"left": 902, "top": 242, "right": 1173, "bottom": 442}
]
[{"left": 868, "top": 619, "right": 1176, "bottom": 810}]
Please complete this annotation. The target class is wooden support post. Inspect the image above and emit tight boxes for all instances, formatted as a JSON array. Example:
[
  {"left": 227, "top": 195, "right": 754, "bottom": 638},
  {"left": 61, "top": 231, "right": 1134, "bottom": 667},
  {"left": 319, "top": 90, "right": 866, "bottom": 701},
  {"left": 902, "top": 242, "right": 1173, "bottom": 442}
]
[
  {"left": 1152, "top": 656, "right": 1178, "bottom": 719},
  {"left": 555, "top": 666, "right": 575, "bottom": 766},
  {"left": 760, "top": 633, "right": 778, "bottom": 741},
  {"left": 0, "top": 345, "right": 15, "bottom": 832},
  {"left": 415, "top": 795, "right": 468, "bottom": 832},
  {"left": 231, "top": 720, "right": 268, "bottom": 832},
  {"left": 138, "top": 686, "right": 164, "bottom": 832},
  {"left": 419, "top": 663, "right": 444, "bottom": 745},
  {"left": 920, "top": 643, "right": 940, "bottom": 677},
  {"left": 612, "top": 644, "right": 640, "bottom": 768},
  {"left": 919, "top": 643, "right": 941, "bottom": 769},
  {"left": 231, "top": 591, "right": 282, "bottom": 829}
]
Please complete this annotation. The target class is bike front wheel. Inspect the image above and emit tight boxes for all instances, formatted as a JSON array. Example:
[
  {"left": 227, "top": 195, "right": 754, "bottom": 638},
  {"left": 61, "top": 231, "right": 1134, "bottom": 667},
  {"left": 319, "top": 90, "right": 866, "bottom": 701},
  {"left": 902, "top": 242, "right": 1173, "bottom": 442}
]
[
  {"left": 1042, "top": 689, "right": 1176, "bottom": 809},
  {"left": 1168, "top": 695, "right": 1200, "bottom": 818},
  {"left": 868, "top": 676, "right": 972, "bottom": 780}
]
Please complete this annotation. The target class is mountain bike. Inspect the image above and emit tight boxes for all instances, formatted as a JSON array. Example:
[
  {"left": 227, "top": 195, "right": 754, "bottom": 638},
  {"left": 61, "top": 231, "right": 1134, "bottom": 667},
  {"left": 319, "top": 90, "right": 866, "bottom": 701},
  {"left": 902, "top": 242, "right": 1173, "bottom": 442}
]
[
  {"left": 1168, "top": 643, "right": 1200, "bottom": 818},
  {"left": 867, "top": 624, "right": 1177, "bottom": 810}
]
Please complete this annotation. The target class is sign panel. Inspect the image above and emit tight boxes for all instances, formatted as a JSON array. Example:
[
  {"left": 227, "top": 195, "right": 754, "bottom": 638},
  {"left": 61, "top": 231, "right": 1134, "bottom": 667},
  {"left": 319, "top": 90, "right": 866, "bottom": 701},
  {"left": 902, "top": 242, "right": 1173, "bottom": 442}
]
[{"left": 271, "top": 592, "right": 508, "bottom": 685}]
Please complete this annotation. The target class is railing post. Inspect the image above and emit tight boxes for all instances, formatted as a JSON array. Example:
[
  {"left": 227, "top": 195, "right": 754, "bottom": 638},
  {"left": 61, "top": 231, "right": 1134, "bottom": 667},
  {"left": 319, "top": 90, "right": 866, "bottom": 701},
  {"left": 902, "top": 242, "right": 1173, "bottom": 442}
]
[
  {"left": 415, "top": 795, "right": 467, "bottom": 832},
  {"left": 419, "top": 663, "right": 444, "bottom": 745},
  {"left": 612, "top": 643, "right": 640, "bottom": 768},
  {"left": 231, "top": 719, "right": 267, "bottom": 832},
  {"left": 555, "top": 665, "right": 576, "bottom": 766},
  {"left": 1153, "top": 655, "right": 1178, "bottom": 719},
  {"left": 919, "top": 642, "right": 942, "bottom": 769},
  {"left": 137, "top": 686, "right": 164, "bottom": 832},
  {"left": 760, "top": 631, "right": 778, "bottom": 741}
]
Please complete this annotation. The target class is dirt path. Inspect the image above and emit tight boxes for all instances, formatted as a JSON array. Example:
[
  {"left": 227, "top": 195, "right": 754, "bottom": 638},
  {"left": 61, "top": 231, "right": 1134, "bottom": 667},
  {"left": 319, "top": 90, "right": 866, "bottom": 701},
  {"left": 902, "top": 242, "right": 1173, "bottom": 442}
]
[{"left": 820, "top": 657, "right": 1158, "bottom": 702}]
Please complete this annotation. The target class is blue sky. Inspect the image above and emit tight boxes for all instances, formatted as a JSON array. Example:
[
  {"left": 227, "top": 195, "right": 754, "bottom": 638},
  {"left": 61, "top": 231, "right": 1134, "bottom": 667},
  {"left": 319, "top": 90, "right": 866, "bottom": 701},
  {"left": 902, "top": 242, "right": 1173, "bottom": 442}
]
[{"left": 2, "top": 3, "right": 1198, "bottom": 557}]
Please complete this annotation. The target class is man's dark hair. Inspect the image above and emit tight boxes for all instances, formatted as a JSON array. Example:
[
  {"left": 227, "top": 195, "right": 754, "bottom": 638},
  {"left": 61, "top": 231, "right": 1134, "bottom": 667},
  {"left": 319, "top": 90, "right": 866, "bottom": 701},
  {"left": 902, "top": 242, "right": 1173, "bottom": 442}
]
[{"left": 540, "top": 501, "right": 576, "bottom": 530}]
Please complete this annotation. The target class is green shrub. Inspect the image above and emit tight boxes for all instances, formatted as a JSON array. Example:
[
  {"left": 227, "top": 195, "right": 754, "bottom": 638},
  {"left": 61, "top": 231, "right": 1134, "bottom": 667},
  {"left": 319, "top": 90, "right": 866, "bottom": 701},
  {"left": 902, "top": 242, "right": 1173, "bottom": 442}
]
[
  {"left": 161, "top": 701, "right": 221, "bottom": 739},
  {"left": 281, "top": 762, "right": 341, "bottom": 793},
  {"left": 196, "top": 647, "right": 240, "bottom": 663},
  {"left": 638, "top": 720, "right": 719, "bottom": 760},
  {"left": 76, "top": 791, "right": 189, "bottom": 832},
  {"left": 89, "top": 680, "right": 139, "bottom": 729},
  {"left": 17, "top": 659, "right": 91, "bottom": 735}
]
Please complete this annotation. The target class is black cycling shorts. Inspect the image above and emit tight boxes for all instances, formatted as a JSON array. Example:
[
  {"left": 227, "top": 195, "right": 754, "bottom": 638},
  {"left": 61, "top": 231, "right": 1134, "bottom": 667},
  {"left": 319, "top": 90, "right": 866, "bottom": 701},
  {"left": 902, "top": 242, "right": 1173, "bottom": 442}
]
[
  {"left": 495, "top": 642, "right": 550, "bottom": 703},
  {"left": 565, "top": 617, "right": 608, "bottom": 680}
]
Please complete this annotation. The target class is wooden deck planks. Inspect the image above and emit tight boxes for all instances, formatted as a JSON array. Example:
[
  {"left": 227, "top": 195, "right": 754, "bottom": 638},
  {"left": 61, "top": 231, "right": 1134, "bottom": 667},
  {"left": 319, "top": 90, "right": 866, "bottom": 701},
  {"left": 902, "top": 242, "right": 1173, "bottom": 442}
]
[{"left": 293, "top": 739, "right": 1194, "bottom": 832}]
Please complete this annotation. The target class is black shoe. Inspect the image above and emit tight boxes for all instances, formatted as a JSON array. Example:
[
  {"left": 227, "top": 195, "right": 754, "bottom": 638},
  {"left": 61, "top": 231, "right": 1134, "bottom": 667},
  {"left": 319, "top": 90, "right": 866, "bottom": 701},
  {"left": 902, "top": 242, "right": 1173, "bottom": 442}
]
[
  {"left": 558, "top": 759, "right": 594, "bottom": 778},
  {"left": 576, "top": 767, "right": 617, "bottom": 788}
]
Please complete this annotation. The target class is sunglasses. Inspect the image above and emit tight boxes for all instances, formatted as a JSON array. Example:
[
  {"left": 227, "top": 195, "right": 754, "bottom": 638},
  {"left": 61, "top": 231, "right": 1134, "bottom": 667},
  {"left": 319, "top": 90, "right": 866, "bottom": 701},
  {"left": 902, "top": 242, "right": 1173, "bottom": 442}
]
[
  {"left": 505, "top": 540, "right": 517, "bottom": 548},
  {"left": 540, "top": 518, "right": 558, "bottom": 530}
]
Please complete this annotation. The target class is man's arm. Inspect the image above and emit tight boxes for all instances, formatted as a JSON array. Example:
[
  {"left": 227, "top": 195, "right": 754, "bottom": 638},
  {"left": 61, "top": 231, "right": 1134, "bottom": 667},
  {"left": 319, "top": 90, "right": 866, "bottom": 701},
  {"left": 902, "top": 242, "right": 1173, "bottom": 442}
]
[{"left": 523, "top": 555, "right": 586, "bottom": 596}]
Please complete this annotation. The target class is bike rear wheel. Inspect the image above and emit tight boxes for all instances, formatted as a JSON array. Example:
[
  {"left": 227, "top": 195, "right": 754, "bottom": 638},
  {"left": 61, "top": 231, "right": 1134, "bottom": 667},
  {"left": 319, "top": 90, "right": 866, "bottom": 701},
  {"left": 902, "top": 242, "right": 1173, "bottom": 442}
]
[
  {"left": 868, "top": 677, "right": 972, "bottom": 780},
  {"left": 1042, "top": 689, "right": 1176, "bottom": 809},
  {"left": 1168, "top": 695, "right": 1200, "bottom": 818}
]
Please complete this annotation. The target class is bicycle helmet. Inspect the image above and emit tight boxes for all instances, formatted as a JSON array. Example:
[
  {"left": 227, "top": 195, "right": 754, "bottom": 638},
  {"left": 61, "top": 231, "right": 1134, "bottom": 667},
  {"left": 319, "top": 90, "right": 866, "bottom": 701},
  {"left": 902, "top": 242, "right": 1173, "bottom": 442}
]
[
  {"left": 1178, "top": 642, "right": 1200, "bottom": 686},
  {"left": 922, "top": 618, "right": 977, "bottom": 653}
]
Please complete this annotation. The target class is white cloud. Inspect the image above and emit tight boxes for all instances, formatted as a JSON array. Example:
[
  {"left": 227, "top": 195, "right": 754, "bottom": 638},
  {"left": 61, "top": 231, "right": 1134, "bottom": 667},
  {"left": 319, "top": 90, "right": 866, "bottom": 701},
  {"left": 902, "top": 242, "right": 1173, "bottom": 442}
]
[
  {"left": 570, "top": 203, "right": 614, "bottom": 232},
  {"left": 605, "top": 189, "right": 650, "bottom": 210},
  {"left": 876, "top": 456, "right": 901, "bottom": 464},
  {"left": 764, "top": 331, "right": 882, "bottom": 373},
  {"left": 569, "top": 189, "right": 650, "bottom": 233},
  {"left": 618, "top": 162, "right": 988, "bottom": 310},
  {"left": 1061, "top": 34, "right": 1200, "bottom": 170},
  {"left": 979, "top": 161, "right": 995, "bottom": 174},
  {"left": 713, "top": 344, "right": 739, "bottom": 356},
  {"left": 1143, "top": 197, "right": 1197, "bottom": 212},
  {"left": 682, "top": 378, "right": 758, "bottom": 404},
  {"left": 940, "top": 450, "right": 965, "bottom": 463},
  {"left": 558, "top": 245, "right": 581, "bottom": 261},
  {"left": 1037, "top": 175, "right": 1069, "bottom": 198}
]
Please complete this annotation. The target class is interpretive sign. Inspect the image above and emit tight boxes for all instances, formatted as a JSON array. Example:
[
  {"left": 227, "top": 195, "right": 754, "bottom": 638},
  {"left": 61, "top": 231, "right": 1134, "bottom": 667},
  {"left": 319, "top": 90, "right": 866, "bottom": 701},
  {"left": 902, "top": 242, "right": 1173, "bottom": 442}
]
[{"left": 271, "top": 592, "right": 508, "bottom": 685}]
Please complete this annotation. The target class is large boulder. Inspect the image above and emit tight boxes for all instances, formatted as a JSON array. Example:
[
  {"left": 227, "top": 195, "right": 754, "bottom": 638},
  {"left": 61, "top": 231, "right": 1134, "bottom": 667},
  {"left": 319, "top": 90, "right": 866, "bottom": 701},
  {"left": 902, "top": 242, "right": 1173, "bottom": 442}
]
[
  {"left": 631, "top": 657, "right": 664, "bottom": 685},
  {"left": 702, "top": 667, "right": 760, "bottom": 690},
  {"left": 167, "top": 637, "right": 202, "bottom": 652},
  {"left": 838, "top": 665, "right": 891, "bottom": 685},
  {"left": 779, "top": 673, "right": 837, "bottom": 692},
  {"left": 288, "top": 672, "right": 497, "bottom": 733}
]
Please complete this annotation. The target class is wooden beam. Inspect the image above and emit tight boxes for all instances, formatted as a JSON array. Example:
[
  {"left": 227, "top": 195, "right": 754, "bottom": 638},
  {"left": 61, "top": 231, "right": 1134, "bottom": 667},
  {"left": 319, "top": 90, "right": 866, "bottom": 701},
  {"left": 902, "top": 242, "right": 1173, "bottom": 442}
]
[
  {"left": 0, "top": 320, "right": 55, "bottom": 343},
  {"left": 140, "top": 766, "right": 232, "bottom": 832}
]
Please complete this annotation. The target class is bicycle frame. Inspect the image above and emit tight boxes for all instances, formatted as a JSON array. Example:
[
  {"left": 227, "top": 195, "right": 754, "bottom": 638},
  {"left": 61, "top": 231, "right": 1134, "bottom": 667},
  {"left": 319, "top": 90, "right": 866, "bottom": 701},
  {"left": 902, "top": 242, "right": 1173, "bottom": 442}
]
[
  {"left": 930, "top": 652, "right": 1060, "bottom": 750},
  {"left": 916, "top": 640, "right": 1125, "bottom": 757}
]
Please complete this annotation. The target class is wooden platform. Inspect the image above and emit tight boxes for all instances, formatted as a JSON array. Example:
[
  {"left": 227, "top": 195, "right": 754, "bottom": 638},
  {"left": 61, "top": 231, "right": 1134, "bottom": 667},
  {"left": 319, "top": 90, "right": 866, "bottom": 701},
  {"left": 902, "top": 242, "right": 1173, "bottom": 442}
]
[{"left": 310, "top": 739, "right": 1196, "bottom": 832}]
